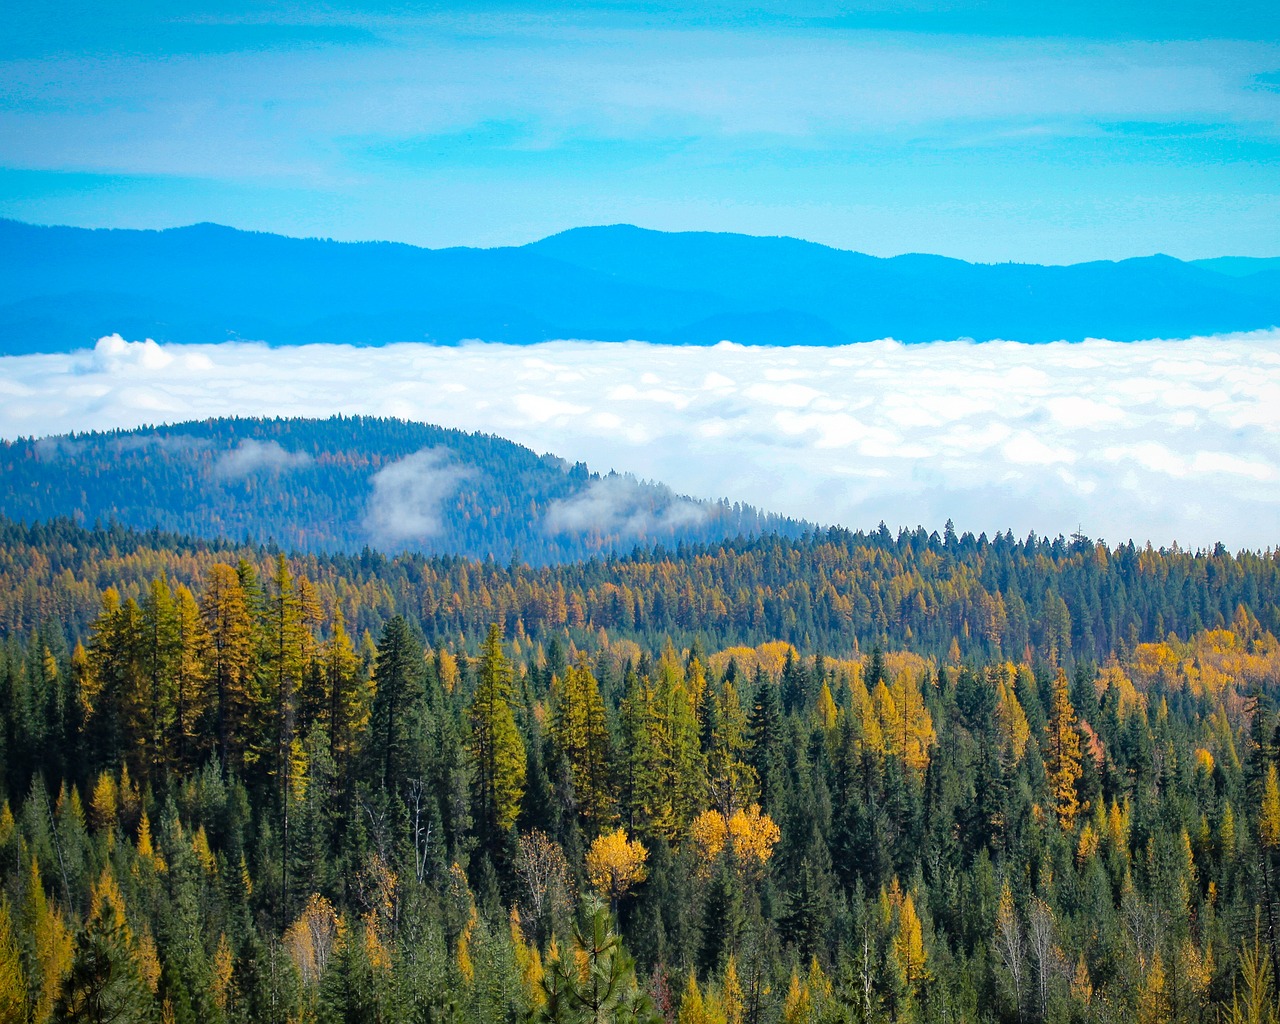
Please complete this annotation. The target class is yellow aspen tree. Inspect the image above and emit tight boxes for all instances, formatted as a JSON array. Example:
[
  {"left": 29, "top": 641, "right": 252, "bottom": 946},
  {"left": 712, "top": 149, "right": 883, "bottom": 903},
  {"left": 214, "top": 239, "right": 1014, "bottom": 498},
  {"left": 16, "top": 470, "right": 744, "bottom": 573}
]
[
  {"left": 727, "top": 806, "right": 781, "bottom": 876},
  {"left": 284, "top": 894, "right": 340, "bottom": 987},
  {"left": 586, "top": 828, "right": 648, "bottom": 906},
  {"left": 1045, "top": 668, "right": 1083, "bottom": 831},
  {"left": 689, "top": 810, "right": 729, "bottom": 868},
  {"left": 688, "top": 806, "right": 779, "bottom": 877}
]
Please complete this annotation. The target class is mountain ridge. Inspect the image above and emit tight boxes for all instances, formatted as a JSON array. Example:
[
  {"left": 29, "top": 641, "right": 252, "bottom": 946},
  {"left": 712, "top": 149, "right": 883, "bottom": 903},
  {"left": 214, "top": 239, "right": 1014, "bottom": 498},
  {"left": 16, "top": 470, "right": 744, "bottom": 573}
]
[{"left": 2, "top": 218, "right": 1278, "bottom": 353}]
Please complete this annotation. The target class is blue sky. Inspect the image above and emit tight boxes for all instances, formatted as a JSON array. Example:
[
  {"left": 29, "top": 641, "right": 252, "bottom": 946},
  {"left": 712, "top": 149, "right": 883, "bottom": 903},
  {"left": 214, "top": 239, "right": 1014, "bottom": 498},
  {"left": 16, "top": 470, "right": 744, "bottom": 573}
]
[{"left": 2, "top": 1, "right": 1278, "bottom": 262}]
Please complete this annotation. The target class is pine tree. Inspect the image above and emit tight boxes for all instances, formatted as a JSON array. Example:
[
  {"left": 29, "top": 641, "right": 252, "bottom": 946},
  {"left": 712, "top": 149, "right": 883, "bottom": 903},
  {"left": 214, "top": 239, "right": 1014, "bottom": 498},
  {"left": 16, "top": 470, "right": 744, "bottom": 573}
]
[
  {"left": 535, "top": 899, "right": 661, "bottom": 1024},
  {"left": 56, "top": 869, "right": 153, "bottom": 1024}
]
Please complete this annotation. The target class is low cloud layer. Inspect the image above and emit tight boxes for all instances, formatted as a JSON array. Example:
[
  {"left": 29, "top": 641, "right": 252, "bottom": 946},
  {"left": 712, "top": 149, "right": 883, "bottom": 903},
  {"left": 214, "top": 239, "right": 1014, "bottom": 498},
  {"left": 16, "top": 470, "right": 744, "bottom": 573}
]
[
  {"left": 214, "top": 439, "right": 313, "bottom": 480},
  {"left": 544, "top": 475, "right": 709, "bottom": 539},
  {"left": 2, "top": 331, "right": 1279, "bottom": 550},
  {"left": 363, "top": 448, "right": 473, "bottom": 546}
]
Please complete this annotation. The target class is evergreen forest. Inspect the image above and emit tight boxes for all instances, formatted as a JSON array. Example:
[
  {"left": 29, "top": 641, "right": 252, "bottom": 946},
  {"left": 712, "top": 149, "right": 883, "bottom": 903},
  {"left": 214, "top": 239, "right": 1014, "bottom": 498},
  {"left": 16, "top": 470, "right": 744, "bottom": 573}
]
[{"left": 0, "top": 515, "right": 1279, "bottom": 1022}]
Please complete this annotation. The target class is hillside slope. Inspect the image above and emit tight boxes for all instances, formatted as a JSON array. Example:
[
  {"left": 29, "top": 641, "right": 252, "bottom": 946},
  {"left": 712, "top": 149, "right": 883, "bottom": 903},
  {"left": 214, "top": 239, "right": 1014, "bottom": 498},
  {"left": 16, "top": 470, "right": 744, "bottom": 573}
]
[{"left": 0, "top": 415, "right": 807, "bottom": 562}]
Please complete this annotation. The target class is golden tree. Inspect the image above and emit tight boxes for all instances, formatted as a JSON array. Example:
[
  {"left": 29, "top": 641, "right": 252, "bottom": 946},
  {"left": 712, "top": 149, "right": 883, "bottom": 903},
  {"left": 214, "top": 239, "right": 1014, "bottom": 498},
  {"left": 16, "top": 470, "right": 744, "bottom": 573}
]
[
  {"left": 586, "top": 828, "right": 649, "bottom": 906},
  {"left": 1045, "top": 668, "right": 1083, "bottom": 831}
]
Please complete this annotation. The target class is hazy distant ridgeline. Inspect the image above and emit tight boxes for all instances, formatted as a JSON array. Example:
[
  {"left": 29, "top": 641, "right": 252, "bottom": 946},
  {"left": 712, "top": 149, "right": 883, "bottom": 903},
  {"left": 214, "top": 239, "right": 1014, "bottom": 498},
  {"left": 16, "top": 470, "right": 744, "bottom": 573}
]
[
  {"left": 0, "top": 415, "right": 808, "bottom": 561},
  {"left": 2, "top": 219, "right": 1278, "bottom": 353}
]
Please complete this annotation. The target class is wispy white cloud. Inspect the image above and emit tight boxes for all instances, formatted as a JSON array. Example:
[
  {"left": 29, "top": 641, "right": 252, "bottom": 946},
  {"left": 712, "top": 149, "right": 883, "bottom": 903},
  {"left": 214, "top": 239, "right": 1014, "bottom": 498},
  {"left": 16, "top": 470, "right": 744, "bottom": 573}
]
[
  {"left": 544, "top": 474, "right": 708, "bottom": 538},
  {"left": 3, "top": 16, "right": 1279, "bottom": 262},
  {"left": 214, "top": 438, "right": 313, "bottom": 480},
  {"left": 362, "top": 448, "right": 473, "bottom": 546},
  {"left": 2, "top": 331, "right": 1280, "bottom": 550}
]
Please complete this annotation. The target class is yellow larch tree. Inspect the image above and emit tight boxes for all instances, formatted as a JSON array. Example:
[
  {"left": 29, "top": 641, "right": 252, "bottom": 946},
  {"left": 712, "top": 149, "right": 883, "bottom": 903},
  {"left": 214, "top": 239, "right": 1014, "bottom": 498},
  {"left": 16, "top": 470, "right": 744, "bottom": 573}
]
[
  {"left": 893, "top": 892, "right": 929, "bottom": 993},
  {"left": 21, "top": 859, "right": 72, "bottom": 1024},
  {"left": 0, "top": 896, "right": 27, "bottom": 1024},
  {"left": 1045, "top": 668, "right": 1083, "bottom": 831}
]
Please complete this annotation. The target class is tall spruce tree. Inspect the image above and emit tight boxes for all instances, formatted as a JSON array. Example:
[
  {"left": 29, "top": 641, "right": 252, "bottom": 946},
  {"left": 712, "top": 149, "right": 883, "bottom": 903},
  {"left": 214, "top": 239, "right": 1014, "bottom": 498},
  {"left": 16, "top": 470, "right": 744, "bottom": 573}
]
[{"left": 366, "top": 616, "right": 426, "bottom": 795}]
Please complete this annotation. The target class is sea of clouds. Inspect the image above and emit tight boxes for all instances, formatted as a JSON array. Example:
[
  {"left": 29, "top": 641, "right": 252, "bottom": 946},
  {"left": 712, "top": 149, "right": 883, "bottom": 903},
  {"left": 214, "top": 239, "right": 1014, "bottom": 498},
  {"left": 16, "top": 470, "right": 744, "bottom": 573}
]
[{"left": 1, "top": 332, "right": 1278, "bottom": 551}]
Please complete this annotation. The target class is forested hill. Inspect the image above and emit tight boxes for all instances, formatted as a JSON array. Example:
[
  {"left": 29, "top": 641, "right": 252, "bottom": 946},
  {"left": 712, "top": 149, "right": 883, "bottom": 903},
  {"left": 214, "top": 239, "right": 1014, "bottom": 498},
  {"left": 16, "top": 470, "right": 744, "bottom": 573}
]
[
  {"left": 3, "top": 218, "right": 1279, "bottom": 352},
  {"left": 0, "top": 416, "right": 806, "bottom": 563}
]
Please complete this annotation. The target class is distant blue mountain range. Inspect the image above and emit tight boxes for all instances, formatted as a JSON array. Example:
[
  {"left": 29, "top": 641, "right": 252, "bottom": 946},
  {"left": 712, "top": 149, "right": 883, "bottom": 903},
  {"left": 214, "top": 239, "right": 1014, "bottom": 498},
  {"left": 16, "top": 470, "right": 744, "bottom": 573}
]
[{"left": 1, "top": 219, "right": 1277, "bottom": 353}]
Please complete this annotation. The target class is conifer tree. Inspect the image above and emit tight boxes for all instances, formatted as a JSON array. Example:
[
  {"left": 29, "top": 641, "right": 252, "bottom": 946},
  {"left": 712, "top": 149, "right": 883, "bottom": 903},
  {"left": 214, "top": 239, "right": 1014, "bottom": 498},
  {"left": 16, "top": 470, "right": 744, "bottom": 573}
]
[
  {"left": 535, "top": 899, "right": 661, "bottom": 1024},
  {"left": 747, "top": 680, "right": 785, "bottom": 814},
  {"left": 139, "top": 575, "right": 179, "bottom": 783},
  {"left": 469, "top": 624, "right": 526, "bottom": 846},
  {"left": 367, "top": 616, "right": 425, "bottom": 794},
  {"left": 322, "top": 609, "right": 367, "bottom": 788},
  {"left": 169, "top": 584, "right": 209, "bottom": 773},
  {"left": 199, "top": 564, "right": 255, "bottom": 772},
  {"left": 549, "top": 657, "right": 614, "bottom": 832},
  {"left": 0, "top": 896, "right": 26, "bottom": 1024},
  {"left": 706, "top": 680, "right": 756, "bottom": 816},
  {"left": 1045, "top": 668, "right": 1083, "bottom": 831}
]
